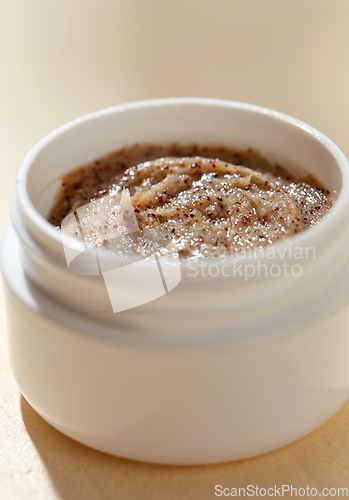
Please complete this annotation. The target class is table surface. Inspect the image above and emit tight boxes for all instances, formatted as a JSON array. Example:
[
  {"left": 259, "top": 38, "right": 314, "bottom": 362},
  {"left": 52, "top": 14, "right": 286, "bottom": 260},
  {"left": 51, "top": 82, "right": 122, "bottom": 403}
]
[{"left": 1, "top": 1, "right": 349, "bottom": 498}]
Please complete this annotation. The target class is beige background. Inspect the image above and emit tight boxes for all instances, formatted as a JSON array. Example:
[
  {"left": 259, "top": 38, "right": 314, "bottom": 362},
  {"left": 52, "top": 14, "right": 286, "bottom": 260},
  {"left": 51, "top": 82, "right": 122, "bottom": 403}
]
[{"left": 1, "top": 1, "right": 349, "bottom": 498}]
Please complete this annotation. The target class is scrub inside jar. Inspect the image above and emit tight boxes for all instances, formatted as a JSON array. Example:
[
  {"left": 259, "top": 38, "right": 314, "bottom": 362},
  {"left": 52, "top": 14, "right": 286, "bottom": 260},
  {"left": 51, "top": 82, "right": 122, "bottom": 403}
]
[{"left": 47, "top": 143, "right": 333, "bottom": 260}]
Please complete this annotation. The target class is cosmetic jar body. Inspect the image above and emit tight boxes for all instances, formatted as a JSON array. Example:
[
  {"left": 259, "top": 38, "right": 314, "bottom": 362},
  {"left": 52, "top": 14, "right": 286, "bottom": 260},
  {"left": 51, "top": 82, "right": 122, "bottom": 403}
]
[{"left": 2, "top": 99, "right": 349, "bottom": 464}]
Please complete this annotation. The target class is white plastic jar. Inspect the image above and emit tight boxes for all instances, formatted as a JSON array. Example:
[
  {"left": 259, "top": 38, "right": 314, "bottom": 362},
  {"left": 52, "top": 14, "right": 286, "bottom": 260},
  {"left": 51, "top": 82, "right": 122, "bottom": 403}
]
[{"left": 2, "top": 98, "right": 349, "bottom": 465}]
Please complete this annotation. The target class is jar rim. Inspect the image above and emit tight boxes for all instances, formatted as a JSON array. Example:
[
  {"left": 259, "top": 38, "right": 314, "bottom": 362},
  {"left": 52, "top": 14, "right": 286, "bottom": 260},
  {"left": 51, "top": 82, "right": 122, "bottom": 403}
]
[{"left": 15, "top": 98, "right": 349, "bottom": 268}]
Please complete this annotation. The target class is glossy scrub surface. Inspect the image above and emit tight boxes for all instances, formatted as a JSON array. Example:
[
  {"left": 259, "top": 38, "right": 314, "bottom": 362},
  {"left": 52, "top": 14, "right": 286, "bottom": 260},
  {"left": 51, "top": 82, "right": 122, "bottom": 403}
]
[{"left": 48, "top": 144, "right": 333, "bottom": 260}]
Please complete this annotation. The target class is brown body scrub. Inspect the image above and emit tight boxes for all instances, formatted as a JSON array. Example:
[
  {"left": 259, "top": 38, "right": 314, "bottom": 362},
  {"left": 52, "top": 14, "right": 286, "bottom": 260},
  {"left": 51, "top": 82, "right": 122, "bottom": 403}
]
[{"left": 48, "top": 144, "right": 333, "bottom": 260}]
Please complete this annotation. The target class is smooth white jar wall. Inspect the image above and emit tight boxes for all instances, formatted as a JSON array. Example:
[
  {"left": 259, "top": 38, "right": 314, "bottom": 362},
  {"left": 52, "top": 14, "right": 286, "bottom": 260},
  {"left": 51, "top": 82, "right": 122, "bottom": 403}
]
[{"left": 4, "top": 227, "right": 349, "bottom": 465}]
